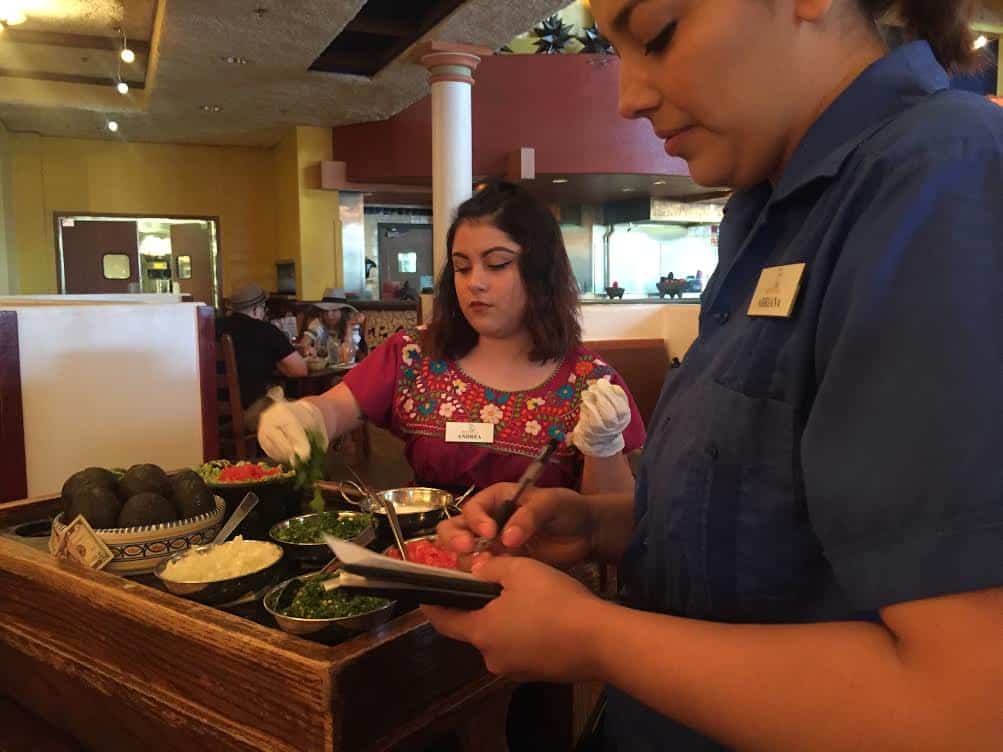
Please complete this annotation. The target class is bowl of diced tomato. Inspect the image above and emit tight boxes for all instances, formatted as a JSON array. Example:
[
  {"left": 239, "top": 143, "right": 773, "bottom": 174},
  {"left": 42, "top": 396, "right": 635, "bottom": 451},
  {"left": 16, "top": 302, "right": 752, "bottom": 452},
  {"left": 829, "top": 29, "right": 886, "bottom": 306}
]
[
  {"left": 197, "top": 460, "right": 298, "bottom": 540},
  {"left": 384, "top": 536, "right": 480, "bottom": 572}
]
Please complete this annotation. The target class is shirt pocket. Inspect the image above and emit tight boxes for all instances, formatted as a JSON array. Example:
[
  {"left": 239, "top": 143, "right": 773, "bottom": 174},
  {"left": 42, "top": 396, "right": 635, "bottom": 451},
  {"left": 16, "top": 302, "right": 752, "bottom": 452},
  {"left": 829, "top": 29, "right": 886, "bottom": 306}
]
[
  {"left": 699, "top": 380, "right": 821, "bottom": 621},
  {"left": 712, "top": 315, "right": 800, "bottom": 401}
]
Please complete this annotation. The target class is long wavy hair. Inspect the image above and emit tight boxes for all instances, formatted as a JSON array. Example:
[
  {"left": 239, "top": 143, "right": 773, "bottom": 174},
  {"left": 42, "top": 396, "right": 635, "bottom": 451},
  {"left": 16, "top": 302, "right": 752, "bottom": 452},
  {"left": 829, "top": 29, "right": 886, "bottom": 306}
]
[{"left": 426, "top": 179, "right": 581, "bottom": 363}]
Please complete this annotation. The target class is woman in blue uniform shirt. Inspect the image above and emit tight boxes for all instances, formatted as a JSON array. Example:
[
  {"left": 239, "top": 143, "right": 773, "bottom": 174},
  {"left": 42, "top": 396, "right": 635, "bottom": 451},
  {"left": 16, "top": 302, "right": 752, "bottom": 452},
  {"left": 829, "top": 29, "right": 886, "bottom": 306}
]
[{"left": 427, "top": 0, "right": 1003, "bottom": 749}]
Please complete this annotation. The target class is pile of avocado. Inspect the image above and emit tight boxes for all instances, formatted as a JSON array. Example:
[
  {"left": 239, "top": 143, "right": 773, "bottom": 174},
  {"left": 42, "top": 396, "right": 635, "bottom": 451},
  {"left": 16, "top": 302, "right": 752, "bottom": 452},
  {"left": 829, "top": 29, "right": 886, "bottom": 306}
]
[{"left": 61, "top": 464, "right": 216, "bottom": 530}]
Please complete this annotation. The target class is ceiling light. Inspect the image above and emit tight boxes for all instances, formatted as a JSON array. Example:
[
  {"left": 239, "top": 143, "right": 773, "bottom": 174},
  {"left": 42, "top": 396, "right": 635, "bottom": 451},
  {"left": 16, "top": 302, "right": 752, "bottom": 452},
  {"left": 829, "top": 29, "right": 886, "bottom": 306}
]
[
  {"left": 199, "top": 104, "right": 223, "bottom": 113},
  {"left": 551, "top": 178, "right": 569, "bottom": 184},
  {"left": 221, "top": 56, "right": 250, "bottom": 64},
  {"left": 116, "top": 81, "right": 129, "bottom": 95},
  {"left": 972, "top": 35, "right": 988, "bottom": 51},
  {"left": 0, "top": 4, "right": 25, "bottom": 25},
  {"left": 120, "top": 47, "right": 135, "bottom": 63},
  {"left": 107, "top": 120, "right": 119, "bottom": 132},
  {"left": 621, "top": 187, "right": 636, "bottom": 192},
  {"left": 652, "top": 179, "right": 667, "bottom": 186}
]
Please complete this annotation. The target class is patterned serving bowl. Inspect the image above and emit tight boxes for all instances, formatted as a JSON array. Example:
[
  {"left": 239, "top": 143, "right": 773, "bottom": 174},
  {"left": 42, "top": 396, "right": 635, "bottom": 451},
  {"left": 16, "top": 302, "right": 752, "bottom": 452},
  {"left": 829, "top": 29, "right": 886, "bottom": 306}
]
[{"left": 49, "top": 496, "right": 226, "bottom": 575}]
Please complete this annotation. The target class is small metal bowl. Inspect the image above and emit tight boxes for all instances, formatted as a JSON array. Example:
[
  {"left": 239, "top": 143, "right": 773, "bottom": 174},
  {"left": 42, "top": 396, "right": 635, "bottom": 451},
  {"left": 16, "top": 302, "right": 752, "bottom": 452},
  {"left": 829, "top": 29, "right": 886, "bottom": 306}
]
[
  {"left": 268, "top": 511, "right": 375, "bottom": 567},
  {"left": 154, "top": 540, "right": 286, "bottom": 606},
  {"left": 341, "top": 485, "right": 453, "bottom": 536},
  {"left": 263, "top": 571, "right": 396, "bottom": 643}
]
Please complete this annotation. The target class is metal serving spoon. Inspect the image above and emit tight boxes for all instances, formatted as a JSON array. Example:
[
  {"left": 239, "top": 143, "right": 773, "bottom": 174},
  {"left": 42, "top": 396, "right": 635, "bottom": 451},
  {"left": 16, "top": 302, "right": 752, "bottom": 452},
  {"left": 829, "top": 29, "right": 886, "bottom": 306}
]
[{"left": 345, "top": 466, "right": 408, "bottom": 561}]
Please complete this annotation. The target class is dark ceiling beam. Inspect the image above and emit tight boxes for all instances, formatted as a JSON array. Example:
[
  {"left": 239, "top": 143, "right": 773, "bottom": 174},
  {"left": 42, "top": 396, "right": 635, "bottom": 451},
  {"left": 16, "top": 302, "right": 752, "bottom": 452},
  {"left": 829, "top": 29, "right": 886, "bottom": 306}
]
[
  {"left": 0, "top": 29, "right": 150, "bottom": 54},
  {"left": 344, "top": 18, "right": 412, "bottom": 38},
  {"left": 0, "top": 69, "right": 146, "bottom": 89}
]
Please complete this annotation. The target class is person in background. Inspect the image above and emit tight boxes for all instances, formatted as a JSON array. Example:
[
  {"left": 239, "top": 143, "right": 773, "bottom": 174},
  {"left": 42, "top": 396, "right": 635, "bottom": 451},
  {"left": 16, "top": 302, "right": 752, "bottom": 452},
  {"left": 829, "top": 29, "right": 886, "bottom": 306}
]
[
  {"left": 426, "top": 1, "right": 1003, "bottom": 751},
  {"left": 257, "top": 180, "right": 646, "bottom": 496},
  {"left": 217, "top": 284, "right": 307, "bottom": 430},
  {"left": 297, "top": 288, "right": 366, "bottom": 364}
]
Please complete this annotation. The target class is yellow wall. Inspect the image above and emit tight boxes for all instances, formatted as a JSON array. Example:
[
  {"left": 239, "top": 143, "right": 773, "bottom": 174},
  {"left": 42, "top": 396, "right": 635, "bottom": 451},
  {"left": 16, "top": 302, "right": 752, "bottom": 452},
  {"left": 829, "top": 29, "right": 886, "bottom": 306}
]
[
  {"left": 272, "top": 126, "right": 342, "bottom": 299},
  {"left": 7, "top": 134, "right": 277, "bottom": 295},
  {"left": 0, "top": 122, "right": 12, "bottom": 294}
]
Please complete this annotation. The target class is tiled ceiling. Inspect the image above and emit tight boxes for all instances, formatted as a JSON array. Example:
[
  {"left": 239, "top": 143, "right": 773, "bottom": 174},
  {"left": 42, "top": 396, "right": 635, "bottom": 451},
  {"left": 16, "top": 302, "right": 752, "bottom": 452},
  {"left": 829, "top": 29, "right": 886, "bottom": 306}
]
[{"left": 0, "top": 0, "right": 568, "bottom": 147}]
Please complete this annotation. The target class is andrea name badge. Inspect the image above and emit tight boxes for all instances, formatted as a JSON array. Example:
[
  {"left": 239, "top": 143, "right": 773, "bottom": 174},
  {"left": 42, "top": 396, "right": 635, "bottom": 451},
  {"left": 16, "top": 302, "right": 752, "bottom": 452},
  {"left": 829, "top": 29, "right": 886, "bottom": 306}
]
[
  {"left": 747, "top": 262, "right": 807, "bottom": 318},
  {"left": 445, "top": 422, "right": 495, "bottom": 444}
]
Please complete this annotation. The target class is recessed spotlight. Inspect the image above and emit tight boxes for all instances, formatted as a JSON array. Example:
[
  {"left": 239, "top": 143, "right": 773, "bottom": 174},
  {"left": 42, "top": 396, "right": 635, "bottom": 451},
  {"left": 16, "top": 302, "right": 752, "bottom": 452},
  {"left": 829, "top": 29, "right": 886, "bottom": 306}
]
[
  {"left": 199, "top": 104, "right": 223, "bottom": 113},
  {"left": 972, "top": 35, "right": 988, "bottom": 51},
  {"left": 551, "top": 178, "right": 569, "bottom": 184},
  {"left": 107, "top": 120, "right": 119, "bottom": 132},
  {"left": 120, "top": 47, "right": 135, "bottom": 63},
  {"left": 221, "top": 55, "right": 250, "bottom": 64},
  {"left": 116, "top": 81, "right": 129, "bottom": 94},
  {"left": 621, "top": 187, "right": 636, "bottom": 192},
  {"left": 652, "top": 179, "right": 667, "bottom": 186}
]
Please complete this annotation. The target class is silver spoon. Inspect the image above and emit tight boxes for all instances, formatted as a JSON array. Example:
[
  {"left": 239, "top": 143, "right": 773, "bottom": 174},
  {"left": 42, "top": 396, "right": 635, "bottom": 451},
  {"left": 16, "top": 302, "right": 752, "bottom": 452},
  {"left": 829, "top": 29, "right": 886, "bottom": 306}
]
[
  {"left": 444, "top": 484, "right": 476, "bottom": 518},
  {"left": 345, "top": 466, "right": 408, "bottom": 561},
  {"left": 212, "top": 492, "right": 259, "bottom": 545}
]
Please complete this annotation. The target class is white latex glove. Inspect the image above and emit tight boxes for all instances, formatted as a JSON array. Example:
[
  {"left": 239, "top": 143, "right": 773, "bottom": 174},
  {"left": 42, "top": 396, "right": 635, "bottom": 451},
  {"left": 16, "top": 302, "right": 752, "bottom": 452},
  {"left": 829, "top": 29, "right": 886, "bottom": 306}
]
[
  {"left": 257, "top": 398, "right": 330, "bottom": 465},
  {"left": 569, "top": 378, "right": 631, "bottom": 458}
]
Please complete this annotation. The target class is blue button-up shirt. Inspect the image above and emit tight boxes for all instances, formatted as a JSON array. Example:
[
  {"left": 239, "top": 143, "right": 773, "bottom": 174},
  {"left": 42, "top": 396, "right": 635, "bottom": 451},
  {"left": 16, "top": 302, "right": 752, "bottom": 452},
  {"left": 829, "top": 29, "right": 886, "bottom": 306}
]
[{"left": 607, "top": 42, "right": 1003, "bottom": 751}]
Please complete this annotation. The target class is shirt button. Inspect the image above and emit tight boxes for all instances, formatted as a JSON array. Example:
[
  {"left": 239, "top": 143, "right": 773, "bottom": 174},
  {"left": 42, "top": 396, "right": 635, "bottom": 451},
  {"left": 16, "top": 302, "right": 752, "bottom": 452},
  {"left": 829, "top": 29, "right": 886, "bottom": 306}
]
[{"left": 706, "top": 442, "right": 719, "bottom": 460}]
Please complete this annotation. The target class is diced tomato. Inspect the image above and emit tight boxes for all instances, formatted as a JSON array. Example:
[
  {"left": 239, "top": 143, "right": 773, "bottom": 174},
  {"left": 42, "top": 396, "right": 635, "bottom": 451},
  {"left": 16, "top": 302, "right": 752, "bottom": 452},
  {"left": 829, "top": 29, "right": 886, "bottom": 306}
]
[
  {"left": 217, "top": 463, "right": 283, "bottom": 483},
  {"left": 387, "top": 538, "right": 460, "bottom": 570}
]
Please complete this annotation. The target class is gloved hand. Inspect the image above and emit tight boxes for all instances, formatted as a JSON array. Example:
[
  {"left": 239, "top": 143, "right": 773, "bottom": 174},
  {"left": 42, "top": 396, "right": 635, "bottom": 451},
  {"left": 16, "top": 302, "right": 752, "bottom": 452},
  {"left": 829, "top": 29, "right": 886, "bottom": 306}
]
[
  {"left": 569, "top": 378, "right": 631, "bottom": 458},
  {"left": 257, "top": 398, "right": 330, "bottom": 465}
]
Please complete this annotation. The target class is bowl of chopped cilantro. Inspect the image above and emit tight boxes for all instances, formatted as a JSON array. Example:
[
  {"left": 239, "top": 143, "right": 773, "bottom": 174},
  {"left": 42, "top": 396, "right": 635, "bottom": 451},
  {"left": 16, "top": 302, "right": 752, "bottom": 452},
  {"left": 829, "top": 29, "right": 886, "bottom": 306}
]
[
  {"left": 197, "top": 460, "right": 298, "bottom": 540},
  {"left": 263, "top": 571, "right": 395, "bottom": 641},
  {"left": 269, "top": 511, "right": 375, "bottom": 566}
]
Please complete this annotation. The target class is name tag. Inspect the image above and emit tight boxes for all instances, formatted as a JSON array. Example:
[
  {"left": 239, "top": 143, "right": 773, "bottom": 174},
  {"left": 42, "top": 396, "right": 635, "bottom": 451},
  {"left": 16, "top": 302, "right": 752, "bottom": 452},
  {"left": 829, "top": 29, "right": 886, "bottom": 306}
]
[
  {"left": 747, "top": 262, "right": 807, "bottom": 318},
  {"left": 445, "top": 422, "right": 495, "bottom": 444}
]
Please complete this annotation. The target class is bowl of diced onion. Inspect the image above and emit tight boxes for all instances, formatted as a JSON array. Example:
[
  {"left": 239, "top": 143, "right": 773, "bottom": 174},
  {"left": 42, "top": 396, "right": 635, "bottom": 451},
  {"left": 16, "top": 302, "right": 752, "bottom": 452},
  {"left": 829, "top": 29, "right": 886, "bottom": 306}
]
[{"left": 154, "top": 536, "right": 286, "bottom": 605}]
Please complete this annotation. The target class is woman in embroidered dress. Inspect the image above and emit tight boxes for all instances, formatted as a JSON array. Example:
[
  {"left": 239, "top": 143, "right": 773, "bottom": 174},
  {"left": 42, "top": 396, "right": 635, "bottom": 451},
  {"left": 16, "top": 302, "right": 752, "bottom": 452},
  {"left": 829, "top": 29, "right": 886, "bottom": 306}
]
[{"left": 258, "top": 180, "right": 646, "bottom": 494}]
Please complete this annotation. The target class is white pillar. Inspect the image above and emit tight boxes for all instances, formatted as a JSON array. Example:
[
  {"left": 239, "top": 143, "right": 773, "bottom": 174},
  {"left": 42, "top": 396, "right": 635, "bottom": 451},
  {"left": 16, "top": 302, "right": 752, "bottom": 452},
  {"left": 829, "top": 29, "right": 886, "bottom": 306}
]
[{"left": 418, "top": 43, "right": 491, "bottom": 278}]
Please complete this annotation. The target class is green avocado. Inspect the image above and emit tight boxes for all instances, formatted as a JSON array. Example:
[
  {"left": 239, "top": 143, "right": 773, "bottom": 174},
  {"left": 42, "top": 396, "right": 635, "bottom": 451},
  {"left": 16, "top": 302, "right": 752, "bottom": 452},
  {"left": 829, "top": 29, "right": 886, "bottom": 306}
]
[
  {"left": 63, "top": 482, "right": 122, "bottom": 530},
  {"left": 61, "top": 466, "right": 118, "bottom": 505},
  {"left": 117, "top": 464, "right": 170, "bottom": 499},
  {"left": 117, "top": 492, "right": 178, "bottom": 528},
  {"left": 170, "top": 470, "right": 215, "bottom": 520}
]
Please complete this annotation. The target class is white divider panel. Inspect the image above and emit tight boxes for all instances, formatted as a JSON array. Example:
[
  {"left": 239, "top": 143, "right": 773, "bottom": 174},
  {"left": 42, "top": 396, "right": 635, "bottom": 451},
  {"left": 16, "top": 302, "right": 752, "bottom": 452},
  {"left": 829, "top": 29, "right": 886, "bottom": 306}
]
[{"left": 13, "top": 302, "right": 204, "bottom": 498}]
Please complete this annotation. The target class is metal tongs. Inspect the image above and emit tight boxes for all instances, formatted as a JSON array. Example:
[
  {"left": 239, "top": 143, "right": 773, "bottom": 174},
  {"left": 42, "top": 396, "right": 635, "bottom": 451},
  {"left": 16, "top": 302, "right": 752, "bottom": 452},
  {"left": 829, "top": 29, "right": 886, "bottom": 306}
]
[{"left": 344, "top": 465, "right": 409, "bottom": 561}]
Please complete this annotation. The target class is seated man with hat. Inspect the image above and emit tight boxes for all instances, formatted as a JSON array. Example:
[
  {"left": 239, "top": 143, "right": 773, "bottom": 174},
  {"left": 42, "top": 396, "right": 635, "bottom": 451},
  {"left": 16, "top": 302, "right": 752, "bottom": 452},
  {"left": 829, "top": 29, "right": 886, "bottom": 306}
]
[{"left": 217, "top": 284, "right": 307, "bottom": 429}]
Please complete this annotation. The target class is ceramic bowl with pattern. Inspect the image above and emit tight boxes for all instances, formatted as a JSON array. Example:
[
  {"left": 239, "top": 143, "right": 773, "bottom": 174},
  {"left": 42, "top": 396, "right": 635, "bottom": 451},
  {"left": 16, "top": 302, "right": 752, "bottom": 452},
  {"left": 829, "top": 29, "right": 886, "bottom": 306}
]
[{"left": 49, "top": 496, "right": 226, "bottom": 575}]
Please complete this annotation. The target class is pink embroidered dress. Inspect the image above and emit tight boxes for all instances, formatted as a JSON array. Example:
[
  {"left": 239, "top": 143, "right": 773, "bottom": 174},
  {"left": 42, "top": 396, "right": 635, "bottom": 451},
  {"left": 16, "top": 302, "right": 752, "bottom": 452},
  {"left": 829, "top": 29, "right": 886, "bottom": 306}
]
[{"left": 342, "top": 330, "right": 646, "bottom": 491}]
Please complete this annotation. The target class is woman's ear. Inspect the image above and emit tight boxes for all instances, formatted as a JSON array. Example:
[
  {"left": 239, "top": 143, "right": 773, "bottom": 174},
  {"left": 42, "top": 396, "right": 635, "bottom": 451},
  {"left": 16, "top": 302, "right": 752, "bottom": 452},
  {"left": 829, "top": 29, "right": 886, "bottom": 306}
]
[{"left": 793, "top": 0, "right": 836, "bottom": 22}]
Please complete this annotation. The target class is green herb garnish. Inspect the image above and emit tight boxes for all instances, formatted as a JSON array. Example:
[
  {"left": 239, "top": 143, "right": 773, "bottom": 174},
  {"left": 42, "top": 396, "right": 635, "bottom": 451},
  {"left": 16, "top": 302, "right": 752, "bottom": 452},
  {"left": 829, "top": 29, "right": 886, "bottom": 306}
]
[
  {"left": 292, "top": 430, "right": 328, "bottom": 513},
  {"left": 281, "top": 575, "right": 388, "bottom": 619},
  {"left": 273, "top": 512, "right": 372, "bottom": 544}
]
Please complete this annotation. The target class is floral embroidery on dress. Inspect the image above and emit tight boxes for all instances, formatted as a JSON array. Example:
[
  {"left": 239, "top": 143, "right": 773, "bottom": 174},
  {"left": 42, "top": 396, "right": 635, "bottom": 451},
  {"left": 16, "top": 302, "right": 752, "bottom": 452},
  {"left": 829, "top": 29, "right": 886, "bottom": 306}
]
[{"left": 391, "top": 330, "right": 621, "bottom": 459}]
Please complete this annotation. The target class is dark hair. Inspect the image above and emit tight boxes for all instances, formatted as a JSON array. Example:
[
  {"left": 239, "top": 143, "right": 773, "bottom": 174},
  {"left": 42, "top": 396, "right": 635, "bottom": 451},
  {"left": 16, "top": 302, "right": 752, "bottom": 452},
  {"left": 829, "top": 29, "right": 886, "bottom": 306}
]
[
  {"left": 426, "top": 179, "right": 581, "bottom": 363},
  {"left": 858, "top": 0, "right": 980, "bottom": 73}
]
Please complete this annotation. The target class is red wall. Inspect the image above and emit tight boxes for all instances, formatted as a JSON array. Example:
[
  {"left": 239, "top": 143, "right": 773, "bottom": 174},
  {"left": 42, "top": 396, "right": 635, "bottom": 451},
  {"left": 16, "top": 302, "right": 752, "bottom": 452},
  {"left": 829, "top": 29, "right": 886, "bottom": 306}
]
[{"left": 332, "top": 55, "right": 689, "bottom": 182}]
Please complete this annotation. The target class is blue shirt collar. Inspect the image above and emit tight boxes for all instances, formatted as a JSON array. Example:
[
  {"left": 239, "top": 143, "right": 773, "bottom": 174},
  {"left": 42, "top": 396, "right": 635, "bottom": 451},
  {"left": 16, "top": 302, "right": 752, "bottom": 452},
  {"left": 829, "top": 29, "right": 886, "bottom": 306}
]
[{"left": 772, "top": 41, "right": 949, "bottom": 203}]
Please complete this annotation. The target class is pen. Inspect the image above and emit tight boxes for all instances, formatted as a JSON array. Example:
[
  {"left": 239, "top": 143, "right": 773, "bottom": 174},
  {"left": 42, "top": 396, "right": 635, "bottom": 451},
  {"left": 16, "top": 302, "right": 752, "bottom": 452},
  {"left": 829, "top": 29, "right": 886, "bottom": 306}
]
[{"left": 478, "top": 438, "right": 561, "bottom": 550}]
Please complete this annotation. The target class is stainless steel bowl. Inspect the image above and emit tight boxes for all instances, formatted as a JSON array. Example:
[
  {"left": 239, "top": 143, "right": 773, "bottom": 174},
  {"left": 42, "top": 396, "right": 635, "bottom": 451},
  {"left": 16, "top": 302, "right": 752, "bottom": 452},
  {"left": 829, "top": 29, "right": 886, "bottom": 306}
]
[
  {"left": 263, "top": 571, "right": 396, "bottom": 642},
  {"left": 154, "top": 541, "right": 286, "bottom": 606},
  {"left": 341, "top": 485, "right": 453, "bottom": 535},
  {"left": 268, "top": 511, "right": 375, "bottom": 567}
]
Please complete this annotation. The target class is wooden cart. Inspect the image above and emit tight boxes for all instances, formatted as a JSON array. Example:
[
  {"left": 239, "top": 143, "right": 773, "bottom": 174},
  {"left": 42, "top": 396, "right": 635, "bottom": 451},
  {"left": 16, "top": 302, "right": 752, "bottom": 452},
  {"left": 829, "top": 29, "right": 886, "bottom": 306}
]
[{"left": 0, "top": 494, "right": 516, "bottom": 751}]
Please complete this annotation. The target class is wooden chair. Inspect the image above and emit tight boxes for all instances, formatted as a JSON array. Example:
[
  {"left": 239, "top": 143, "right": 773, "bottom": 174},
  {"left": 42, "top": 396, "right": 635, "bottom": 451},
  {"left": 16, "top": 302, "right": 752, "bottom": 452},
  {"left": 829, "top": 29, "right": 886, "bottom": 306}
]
[{"left": 216, "top": 334, "right": 258, "bottom": 460}]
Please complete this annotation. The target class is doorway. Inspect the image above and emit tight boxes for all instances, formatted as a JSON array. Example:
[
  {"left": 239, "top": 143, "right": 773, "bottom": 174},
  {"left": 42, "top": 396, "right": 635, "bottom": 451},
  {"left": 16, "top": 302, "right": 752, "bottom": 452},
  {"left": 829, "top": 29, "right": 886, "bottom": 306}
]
[
  {"left": 378, "top": 223, "right": 432, "bottom": 299},
  {"left": 55, "top": 214, "right": 221, "bottom": 306}
]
